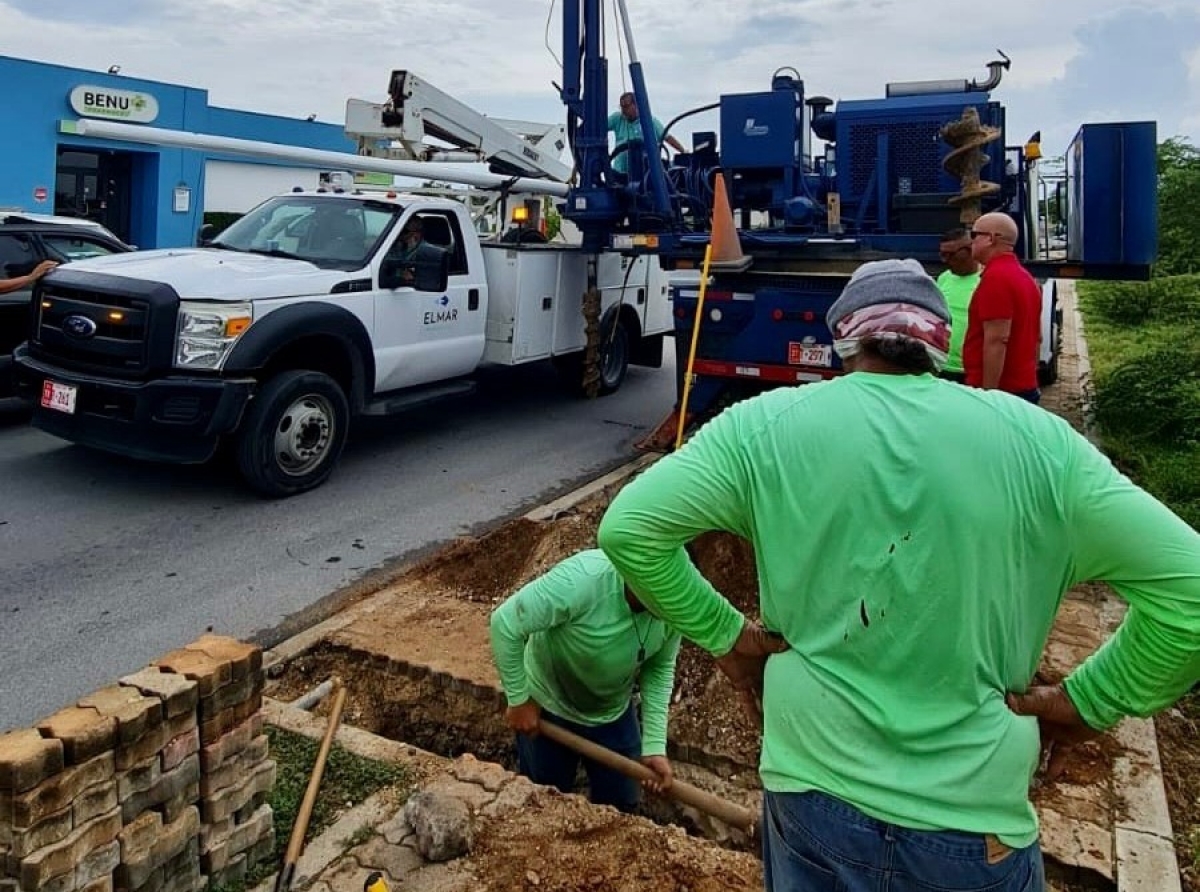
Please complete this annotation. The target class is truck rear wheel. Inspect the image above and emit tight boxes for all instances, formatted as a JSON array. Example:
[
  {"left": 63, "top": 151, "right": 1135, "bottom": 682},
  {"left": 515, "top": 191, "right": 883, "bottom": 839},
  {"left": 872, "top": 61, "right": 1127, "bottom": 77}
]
[
  {"left": 1038, "top": 282, "right": 1062, "bottom": 387},
  {"left": 235, "top": 370, "right": 349, "bottom": 497},
  {"left": 596, "top": 317, "right": 630, "bottom": 394},
  {"left": 553, "top": 316, "right": 630, "bottom": 397}
]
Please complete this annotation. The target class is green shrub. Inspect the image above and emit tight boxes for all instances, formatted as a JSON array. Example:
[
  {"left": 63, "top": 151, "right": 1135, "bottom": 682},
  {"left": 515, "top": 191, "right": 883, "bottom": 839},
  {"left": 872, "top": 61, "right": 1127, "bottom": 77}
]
[
  {"left": 1087, "top": 280, "right": 1160, "bottom": 325},
  {"left": 1093, "top": 339, "right": 1200, "bottom": 447},
  {"left": 1085, "top": 274, "right": 1200, "bottom": 327},
  {"left": 1140, "top": 446, "right": 1200, "bottom": 529}
]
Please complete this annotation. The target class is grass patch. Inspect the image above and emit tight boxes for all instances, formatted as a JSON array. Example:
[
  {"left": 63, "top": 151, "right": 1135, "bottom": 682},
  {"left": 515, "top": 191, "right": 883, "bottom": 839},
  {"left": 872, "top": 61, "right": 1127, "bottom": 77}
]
[
  {"left": 1078, "top": 278, "right": 1200, "bottom": 529},
  {"left": 231, "top": 726, "right": 412, "bottom": 892}
]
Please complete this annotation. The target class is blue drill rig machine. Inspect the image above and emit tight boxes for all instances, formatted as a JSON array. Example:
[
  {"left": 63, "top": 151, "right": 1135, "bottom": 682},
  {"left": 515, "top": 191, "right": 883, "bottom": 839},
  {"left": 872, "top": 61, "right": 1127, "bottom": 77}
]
[{"left": 557, "top": 0, "right": 1158, "bottom": 447}]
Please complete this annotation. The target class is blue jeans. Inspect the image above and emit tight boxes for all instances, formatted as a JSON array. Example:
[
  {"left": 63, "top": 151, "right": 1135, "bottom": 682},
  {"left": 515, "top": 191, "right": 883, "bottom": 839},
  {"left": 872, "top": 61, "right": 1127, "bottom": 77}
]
[
  {"left": 515, "top": 703, "right": 641, "bottom": 811},
  {"left": 762, "top": 791, "right": 1045, "bottom": 892}
]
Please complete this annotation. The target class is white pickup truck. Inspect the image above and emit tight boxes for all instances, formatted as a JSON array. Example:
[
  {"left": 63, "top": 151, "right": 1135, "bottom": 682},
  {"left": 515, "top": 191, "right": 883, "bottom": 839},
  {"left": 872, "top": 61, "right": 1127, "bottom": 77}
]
[{"left": 14, "top": 190, "right": 672, "bottom": 496}]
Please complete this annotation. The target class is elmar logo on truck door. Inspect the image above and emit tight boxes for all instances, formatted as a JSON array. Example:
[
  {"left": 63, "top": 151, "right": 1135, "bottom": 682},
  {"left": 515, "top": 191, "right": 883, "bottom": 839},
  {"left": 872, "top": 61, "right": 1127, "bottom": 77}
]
[
  {"left": 423, "top": 295, "right": 458, "bottom": 325},
  {"left": 69, "top": 85, "right": 159, "bottom": 124}
]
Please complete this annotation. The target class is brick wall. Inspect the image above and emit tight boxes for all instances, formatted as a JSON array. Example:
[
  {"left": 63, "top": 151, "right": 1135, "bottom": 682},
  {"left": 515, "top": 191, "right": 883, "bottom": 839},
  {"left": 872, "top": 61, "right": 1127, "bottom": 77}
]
[{"left": 1, "top": 636, "right": 275, "bottom": 892}]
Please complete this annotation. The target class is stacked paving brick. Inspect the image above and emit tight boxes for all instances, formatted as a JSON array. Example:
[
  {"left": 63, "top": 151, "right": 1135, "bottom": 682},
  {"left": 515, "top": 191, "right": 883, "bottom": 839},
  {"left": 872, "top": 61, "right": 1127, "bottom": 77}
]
[
  {"left": 0, "top": 635, "right": 275, "bottom": 892},
  {"left": 153, "top": 636, "right": 275, "bottom": 892}
]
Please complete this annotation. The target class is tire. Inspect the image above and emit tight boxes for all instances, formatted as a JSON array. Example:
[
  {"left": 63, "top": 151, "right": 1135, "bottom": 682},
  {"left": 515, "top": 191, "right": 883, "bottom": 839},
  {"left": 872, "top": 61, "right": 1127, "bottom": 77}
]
[
  {"left": 235, "top": 370, "right": 349, "bottom": 498},
  {"left": 1038, "top": 285, "right": 1061, "bottom": 387},
  {"left": 1038, "top": 353, "right": 1059, "bottom": 387},
  {"left": 553, "top": 317, "right": 631, "bottom": 397},
  {"left": 596, "top": 316, "right": 630, "bottom": 394}
]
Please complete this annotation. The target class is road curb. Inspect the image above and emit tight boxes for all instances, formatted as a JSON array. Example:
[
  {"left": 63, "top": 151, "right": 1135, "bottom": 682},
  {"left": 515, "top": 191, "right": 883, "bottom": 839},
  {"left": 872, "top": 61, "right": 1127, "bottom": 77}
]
[{"left": 522, "top": 452, "right": 658, "bottom": 522}]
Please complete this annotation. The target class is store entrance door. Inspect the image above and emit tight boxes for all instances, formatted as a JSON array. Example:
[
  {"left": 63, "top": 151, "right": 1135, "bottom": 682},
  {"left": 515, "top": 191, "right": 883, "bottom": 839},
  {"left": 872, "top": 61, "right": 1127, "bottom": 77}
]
[{"left": 55, "top": 148, "right": 133, "bottom": 242}]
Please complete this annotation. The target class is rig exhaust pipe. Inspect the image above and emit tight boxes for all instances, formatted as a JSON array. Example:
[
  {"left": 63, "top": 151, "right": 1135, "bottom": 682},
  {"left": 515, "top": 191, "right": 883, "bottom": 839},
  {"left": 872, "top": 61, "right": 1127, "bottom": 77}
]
[{"left": 885, "top": 51, "right": 1011, "bottom": 98}]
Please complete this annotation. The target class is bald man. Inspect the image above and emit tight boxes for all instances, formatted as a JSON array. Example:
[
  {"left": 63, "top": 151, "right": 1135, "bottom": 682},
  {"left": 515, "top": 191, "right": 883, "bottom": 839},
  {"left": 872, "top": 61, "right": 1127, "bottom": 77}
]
[{"left": 961, "top": 213, "right": 1042, "bottom": 402}]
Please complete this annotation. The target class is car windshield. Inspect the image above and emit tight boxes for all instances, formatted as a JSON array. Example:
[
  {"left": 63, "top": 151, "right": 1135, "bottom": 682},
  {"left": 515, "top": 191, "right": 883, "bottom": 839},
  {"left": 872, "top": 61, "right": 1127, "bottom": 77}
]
[
  {"left": 41, "top": 234, "right": 124, "bottom": 261},
  {"left": 211, "top": 196, "right": 402, "bottom": 270}
]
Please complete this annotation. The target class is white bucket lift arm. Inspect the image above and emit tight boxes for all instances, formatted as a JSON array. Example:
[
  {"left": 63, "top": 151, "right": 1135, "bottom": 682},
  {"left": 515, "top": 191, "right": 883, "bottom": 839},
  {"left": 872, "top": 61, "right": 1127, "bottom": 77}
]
[{"left": 345, "top": 70, "right": 571, "bottom": 182}]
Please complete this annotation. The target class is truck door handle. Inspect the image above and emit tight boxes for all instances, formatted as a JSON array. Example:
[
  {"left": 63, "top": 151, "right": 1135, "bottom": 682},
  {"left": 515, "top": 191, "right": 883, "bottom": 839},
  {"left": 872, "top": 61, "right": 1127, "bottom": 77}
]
[{"left": 468, "top": 289, "right": 479, "bottom": 311}]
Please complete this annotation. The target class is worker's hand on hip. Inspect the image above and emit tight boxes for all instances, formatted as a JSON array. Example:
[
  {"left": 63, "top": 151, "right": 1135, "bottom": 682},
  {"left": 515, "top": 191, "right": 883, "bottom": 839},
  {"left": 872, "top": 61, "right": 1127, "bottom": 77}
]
[
  {"left": 640, "top": 755, "right": 673, "bottom": 794},
  {"left": 504, "top": 700, "right": 542, "bottom": 735},
  {"left": 1006, "top": 684, "right": 1101, "bottom": 782},
  {"left": 715, "top": 620, "right": 789, "bottom": 727}
]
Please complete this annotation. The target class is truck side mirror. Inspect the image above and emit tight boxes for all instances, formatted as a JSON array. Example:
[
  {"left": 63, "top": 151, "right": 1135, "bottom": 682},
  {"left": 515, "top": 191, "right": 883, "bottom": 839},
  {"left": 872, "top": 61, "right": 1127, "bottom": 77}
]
[
  {"left": 379, "top": 249, "right": 449, "bottom": 292},
  {"left": 197, "top": 223, "right": 216, "bottom": 247}
]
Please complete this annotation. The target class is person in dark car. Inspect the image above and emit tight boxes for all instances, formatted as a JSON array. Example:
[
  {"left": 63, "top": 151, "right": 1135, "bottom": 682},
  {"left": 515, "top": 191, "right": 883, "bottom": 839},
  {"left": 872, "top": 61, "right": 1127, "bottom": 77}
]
[{"left": 0, "top": 259, "right": 57, "bottom": 294}]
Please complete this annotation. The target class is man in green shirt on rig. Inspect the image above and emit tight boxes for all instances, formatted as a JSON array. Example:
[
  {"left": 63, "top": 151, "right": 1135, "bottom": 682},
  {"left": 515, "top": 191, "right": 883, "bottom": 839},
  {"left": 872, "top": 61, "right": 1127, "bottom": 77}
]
[
  {"left": 489, "top": 549, "right": 681, "bottom": 810},
  {"left": 608, "top": 92, "right": 685, "bottom": 175},
  {"left": 598, "top": 258, "right": 1200, "bottom": 891}
]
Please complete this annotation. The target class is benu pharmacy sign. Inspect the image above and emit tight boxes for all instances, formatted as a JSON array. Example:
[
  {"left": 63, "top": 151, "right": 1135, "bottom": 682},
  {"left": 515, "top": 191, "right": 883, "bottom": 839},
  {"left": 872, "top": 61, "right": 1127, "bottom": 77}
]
[{"left": 69, "top": 85, "right": 159, "bottom": 124}]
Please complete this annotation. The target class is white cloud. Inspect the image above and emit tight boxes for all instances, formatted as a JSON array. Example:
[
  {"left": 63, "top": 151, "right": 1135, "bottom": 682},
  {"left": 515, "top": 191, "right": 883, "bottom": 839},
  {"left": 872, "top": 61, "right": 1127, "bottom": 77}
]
[{"left": 1, "top": 0, "right": 1196, "bottom": 152}]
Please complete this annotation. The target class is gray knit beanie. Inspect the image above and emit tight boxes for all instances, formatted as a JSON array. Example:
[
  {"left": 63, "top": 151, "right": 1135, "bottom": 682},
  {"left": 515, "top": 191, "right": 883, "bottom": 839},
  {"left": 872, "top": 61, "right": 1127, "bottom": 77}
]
[{"left": 826, "top": 258, "right": 950, "bottom": 333}]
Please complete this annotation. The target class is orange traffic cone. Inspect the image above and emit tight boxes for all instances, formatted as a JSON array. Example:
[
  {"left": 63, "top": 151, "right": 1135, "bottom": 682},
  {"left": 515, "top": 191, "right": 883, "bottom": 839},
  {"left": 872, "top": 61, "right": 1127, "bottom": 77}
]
[{"left": 709, "top": 172, "right": 751, "bottom": 271}]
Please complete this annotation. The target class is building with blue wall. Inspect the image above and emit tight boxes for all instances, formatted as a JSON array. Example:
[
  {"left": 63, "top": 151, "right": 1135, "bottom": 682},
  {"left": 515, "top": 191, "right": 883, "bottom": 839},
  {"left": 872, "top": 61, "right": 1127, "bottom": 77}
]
[{"left": 1, "top": 56, "right": 355, "bottom": 249}]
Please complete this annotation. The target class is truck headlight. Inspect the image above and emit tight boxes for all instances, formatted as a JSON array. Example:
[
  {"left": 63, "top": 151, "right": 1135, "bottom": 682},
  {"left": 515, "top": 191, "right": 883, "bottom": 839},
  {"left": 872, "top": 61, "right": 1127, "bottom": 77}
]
[{"left": 175, "top": 302, "right": 253, "bottom": 370}]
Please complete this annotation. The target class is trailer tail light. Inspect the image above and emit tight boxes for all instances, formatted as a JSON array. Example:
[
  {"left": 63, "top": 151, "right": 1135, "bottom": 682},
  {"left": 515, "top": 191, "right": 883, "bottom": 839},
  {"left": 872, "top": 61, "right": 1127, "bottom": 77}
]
[{"left": 772, "top": 309, "right": 818, "bottom": 322}]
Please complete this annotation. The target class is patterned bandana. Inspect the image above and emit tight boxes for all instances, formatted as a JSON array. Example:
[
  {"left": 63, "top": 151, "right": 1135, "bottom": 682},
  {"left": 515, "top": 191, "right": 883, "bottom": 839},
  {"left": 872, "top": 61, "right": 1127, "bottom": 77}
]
[{"left": 832, "top": 301, "right": 951, "bottom": 370}]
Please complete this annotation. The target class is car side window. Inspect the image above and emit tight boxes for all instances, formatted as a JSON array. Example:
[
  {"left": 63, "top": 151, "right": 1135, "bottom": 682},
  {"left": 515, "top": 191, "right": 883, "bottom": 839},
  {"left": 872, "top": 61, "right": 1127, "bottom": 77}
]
[
  {"left": 41, "top": 235, "right": 122, "bottom": 262},
  {"left": 0, "top": 233, "right": 37, "bottom": 278}
]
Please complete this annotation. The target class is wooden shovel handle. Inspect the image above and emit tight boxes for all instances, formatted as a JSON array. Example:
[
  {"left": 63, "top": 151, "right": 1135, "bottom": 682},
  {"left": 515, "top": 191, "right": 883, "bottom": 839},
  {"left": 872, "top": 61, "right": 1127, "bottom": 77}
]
[{"left": 536, "top": 718, "right": 757, "bottom": 833}]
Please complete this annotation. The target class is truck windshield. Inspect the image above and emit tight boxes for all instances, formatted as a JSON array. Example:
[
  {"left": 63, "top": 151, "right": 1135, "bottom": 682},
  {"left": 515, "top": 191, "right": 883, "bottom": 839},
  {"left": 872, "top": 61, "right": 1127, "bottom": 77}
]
[{"left": 211, "top": 196, "right": 402, "bottom": 270}]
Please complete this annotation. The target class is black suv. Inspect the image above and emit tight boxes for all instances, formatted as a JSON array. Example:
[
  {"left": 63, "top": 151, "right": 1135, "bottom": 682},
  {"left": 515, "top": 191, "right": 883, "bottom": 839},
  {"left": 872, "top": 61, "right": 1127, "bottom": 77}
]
[{"left": 1, "top": 214, "right": 133, "bottom": 399}]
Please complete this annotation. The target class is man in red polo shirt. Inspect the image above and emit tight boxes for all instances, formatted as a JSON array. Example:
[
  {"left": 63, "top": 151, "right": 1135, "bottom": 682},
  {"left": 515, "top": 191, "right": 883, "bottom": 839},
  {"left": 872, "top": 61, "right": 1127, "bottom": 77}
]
[{"left": 961, "top": 212, "right": 1043, "bottom": 403}]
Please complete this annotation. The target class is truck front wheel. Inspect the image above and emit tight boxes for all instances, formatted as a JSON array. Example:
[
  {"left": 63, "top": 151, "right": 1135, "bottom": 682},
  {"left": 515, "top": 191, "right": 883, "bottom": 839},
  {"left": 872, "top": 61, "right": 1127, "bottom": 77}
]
[{"left": 235, "top": 370, "right": 349, "bottom": 497}]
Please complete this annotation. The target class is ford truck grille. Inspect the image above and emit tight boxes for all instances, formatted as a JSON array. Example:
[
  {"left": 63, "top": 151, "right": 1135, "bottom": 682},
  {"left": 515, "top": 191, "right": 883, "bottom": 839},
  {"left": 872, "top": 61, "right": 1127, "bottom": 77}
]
[{"left": 36, "top": 285, "right": 153, "bottom": 374}]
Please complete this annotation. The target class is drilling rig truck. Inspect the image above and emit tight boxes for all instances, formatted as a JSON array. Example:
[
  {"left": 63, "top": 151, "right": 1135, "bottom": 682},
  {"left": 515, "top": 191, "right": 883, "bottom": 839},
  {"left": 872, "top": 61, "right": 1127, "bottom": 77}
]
[{"left": 554, "top": 0, "right": 1156, "bottom": 444}]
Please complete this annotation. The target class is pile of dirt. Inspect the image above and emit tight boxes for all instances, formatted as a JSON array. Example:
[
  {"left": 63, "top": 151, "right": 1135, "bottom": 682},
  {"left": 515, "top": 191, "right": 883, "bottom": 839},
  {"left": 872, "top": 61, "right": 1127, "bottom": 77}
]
[
  {"left": 471, "top": 790, "right": 763, "bottom": 892},
  {"left": 422, "top": 499, "right": 609, "bottom": 604}
]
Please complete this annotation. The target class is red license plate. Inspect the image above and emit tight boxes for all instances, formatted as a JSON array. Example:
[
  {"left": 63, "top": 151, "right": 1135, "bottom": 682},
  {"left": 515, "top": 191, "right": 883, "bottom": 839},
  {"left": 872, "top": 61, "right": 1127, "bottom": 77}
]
[{"left": 40, "top": 380, "right": 78, "bottom": 414}]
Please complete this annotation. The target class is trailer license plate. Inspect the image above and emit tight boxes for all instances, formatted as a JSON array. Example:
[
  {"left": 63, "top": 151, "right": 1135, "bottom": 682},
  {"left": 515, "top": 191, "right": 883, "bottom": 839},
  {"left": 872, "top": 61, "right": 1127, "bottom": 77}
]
[
  {"left": 788, "top": 343, "right": 832, "bottom": 367},
  {"left": 41, "top": 380, "right": 78, "bottom": 415}
]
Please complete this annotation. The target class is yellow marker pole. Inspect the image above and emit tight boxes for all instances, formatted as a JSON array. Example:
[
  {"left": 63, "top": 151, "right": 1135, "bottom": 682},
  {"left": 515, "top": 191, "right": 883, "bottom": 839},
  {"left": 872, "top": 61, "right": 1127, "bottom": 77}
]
[{"left": 674, "top": 243, "right": 714, "bottom": 451}]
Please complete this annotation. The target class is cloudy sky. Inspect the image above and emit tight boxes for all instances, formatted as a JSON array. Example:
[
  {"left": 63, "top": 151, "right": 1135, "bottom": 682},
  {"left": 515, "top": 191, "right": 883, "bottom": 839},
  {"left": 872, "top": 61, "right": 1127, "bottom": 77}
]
[{"left": 3, "top": 0, "right": 1198, "bottom": 160}]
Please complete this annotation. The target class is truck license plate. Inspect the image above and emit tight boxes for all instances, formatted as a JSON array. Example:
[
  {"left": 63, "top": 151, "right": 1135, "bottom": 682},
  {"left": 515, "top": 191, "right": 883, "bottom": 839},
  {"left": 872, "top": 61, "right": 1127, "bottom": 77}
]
[
  {"left": 41, "top": 380, "right": 78, "bottom": 415},
  {"left": 788, "top": 343, "right": 833, "bottom": 367}
]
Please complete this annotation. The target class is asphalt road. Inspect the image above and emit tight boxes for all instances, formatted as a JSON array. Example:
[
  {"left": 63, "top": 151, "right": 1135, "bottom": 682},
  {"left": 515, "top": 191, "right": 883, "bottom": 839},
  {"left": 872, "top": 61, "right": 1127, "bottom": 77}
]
[{"left": 0, "top": 354, "right": 677, "bottom": 731}]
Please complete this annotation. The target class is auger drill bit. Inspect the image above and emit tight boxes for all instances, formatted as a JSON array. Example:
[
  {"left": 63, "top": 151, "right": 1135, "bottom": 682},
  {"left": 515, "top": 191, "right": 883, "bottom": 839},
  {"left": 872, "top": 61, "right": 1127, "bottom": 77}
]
[{"left": 941, "top": 107, "right": 1002, "bottom": 225}]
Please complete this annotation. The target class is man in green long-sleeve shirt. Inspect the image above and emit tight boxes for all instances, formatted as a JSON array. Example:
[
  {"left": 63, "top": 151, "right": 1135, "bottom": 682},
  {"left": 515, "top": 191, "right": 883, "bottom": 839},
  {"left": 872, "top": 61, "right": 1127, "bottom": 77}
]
[
  {"left": 598, "top": 258, "right": 1200, "bottom": 891},
  {"left": 489, "top": 549, "right": 682, "bottom": 810}
]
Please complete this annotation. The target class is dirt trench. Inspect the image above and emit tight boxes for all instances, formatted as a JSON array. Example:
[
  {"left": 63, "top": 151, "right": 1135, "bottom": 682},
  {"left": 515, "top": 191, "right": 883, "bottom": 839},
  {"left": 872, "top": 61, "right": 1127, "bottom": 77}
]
[{"left": 265, "top": 491, "right": 769, "bottom": 849}]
